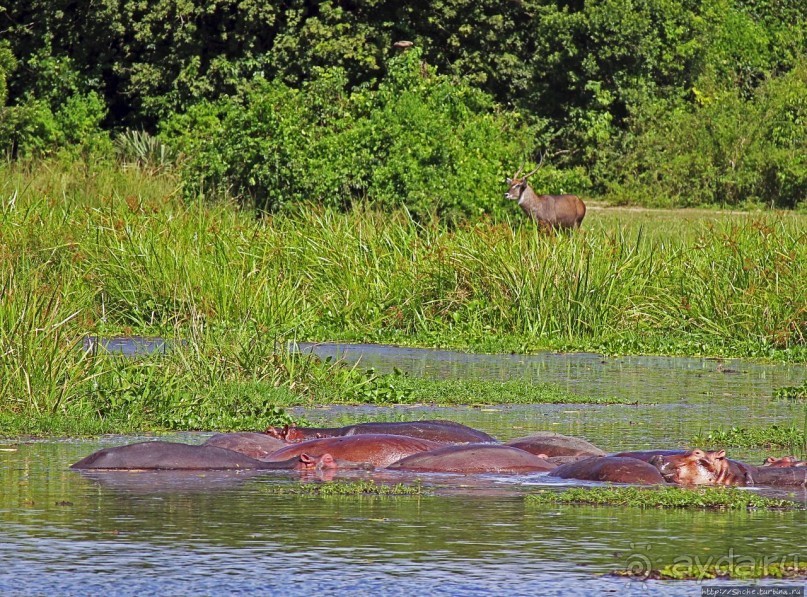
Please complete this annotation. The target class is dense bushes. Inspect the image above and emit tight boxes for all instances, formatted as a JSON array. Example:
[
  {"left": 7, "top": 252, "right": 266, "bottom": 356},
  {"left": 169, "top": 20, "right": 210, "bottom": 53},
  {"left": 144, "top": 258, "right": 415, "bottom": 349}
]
[
  {"left": 607, "top": 59, "right": 807, "bottom": 207},
  {"left": 164, "top": 51, "right": 532, "bottom": 219},
  {"left": 0, "top": 0, "right": 805, "bottom": 209}
]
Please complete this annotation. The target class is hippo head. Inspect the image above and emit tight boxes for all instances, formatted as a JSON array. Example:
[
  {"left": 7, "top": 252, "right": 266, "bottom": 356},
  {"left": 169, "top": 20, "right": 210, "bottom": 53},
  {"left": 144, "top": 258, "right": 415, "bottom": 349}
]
[
  {"left": 265, "top": 424, "right": 308, "bottom": 443},
  {"left": 265, "top": 425, "right": 286, "bottom": 440},
  {"left": 296, "top": 453, "right": 338, "bottom": 471},
  {"left": 649, "top": 449, "right": 727, "bottom": 485},
  {"left": 763, "top": 455, "right": 803, "bottom": 468}
]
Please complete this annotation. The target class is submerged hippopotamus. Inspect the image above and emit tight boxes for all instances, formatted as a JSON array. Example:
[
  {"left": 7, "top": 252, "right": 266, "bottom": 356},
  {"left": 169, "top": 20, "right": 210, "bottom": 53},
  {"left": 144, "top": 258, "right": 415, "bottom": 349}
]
[
  {"left": 70, "top": 441, "right": 336, "bottom": 471},
  {"left": 388, "top": 444, "right": 556, "bottom": 474},
  {"left": 202, "top": 432, "right": 287, "bottom": 460},
  {"left": 265, "top": 434, "right": 443, "bottom": 468},
  {"left": 647, "top": 450, "right": 742, "bottom": 485},
  {"left": 548, "top": 447, "right": 744, "bottom": 485},
  {"left": 614, "top": 449, "right": 751, "bottom": 485},
  {"left": 506, "top": 432, "right": 606, "bottom": 464},
  {"left": 762, "top": 455, "right": 807, "bottom": 468},
  {"left": 267, "top": 420, "right": 496, "bottom": 444},
  {"left": 548, "top": 456, "right": 667, "bottom": 485},
  {"left": 641, "top": 449, "right": 807, "bottom": 487}
]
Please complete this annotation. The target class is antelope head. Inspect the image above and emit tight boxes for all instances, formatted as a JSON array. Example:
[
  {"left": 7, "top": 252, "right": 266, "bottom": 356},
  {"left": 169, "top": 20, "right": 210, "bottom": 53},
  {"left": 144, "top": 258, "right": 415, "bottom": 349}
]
[{"left": 504, "top": 153, "right": 544, "bottom": 201}]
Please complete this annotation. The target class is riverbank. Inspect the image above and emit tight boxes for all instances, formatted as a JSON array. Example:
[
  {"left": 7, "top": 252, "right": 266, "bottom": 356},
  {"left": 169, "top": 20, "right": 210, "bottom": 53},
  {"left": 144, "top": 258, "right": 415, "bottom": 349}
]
[{"left": 1, "top": 162, "right": 805, "bottom": 435}]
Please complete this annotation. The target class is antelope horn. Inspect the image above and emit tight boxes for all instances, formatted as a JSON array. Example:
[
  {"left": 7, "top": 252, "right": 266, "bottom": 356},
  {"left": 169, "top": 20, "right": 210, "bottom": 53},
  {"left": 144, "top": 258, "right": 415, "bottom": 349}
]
[
  {"left": 522, "top": 152, "right": 545, "bottom": 180},
  {"left": 513, "top": 163, "right": 526, "bottom": 180}
]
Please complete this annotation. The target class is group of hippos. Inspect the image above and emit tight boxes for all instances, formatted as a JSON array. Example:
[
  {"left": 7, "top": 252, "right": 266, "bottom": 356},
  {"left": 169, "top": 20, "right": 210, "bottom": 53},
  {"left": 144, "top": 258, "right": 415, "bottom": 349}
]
[{"left": 71, "top": 420, "right": 807, "bottom": 488}]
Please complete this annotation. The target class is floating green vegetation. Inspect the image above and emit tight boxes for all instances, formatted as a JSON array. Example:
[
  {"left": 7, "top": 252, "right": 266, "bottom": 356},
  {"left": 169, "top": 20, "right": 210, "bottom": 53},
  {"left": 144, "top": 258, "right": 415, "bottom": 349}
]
[
  {"left": 774, "top": 380, "right": 807, "bottom": 401},
  {"left": 526, "top": 486, "right": 802, "bottom": 510},
  {"left": 263, "top": 480, "right": 424, "bottom": 496},
  {"left": 306, "top": 371, "right": 628, "bottom": 406},
  {"left": 692, "top": 425, "right": 806, "bottom": 450},
  {"left": 612, "top": 560, "right": 807, "bottom": 581}
]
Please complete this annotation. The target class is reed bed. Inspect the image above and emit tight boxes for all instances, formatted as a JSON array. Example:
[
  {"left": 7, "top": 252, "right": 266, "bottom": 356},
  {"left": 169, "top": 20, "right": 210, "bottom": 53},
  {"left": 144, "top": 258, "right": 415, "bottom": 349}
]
[{"left": 1, "top": 161, "right": 805, "bottom": 432}]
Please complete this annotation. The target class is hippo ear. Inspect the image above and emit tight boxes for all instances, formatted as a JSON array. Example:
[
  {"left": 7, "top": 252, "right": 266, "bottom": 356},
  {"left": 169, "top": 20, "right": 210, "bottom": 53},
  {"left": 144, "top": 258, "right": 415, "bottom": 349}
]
[
  {"left": 714, "top": 450, "right": 726, "bottom": 459},
  {"left": 764, "top": 457, "right": 775, "bottom": 465},
  {"left": 299, "top": 453, "right": 317, "bottom": 468}
]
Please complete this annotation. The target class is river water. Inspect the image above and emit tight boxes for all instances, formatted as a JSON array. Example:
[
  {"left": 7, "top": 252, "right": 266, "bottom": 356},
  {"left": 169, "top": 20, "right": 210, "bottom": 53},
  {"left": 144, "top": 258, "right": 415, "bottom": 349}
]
[{"left": 2, "top": 342, "right": 806, "bottom": 595}]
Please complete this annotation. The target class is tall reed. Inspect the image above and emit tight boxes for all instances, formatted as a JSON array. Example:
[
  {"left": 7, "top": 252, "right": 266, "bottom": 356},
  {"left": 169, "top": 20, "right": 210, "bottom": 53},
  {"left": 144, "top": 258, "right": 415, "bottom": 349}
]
[{"left": 1, "top": 161, "right": 806, "bottom": 431}]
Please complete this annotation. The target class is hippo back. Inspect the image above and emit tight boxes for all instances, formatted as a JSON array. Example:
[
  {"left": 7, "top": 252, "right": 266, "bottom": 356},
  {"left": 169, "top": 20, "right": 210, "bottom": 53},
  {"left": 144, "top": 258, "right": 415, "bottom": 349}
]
[
  {"left": 388, "top": 444, "right": 556, "bottom": 474},
  {"left": 71, "top": 441, "right": 279, "bottom": 470},
  {"left": 203, "top": 432, "right": 286, "bottom": 460},
  {"left": 548, "top": 456, "right": 666, "bottom": 485},
  {"left": 507, "top": 432, "right": 605, "bottom": 458},
  {"left": 265, "top": 434, "right": 443, "bottom": 468}
]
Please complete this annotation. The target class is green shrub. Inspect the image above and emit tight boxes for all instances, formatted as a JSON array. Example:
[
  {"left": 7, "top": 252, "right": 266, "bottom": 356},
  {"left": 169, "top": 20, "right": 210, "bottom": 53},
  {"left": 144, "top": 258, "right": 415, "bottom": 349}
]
[
  {"left": 0, "top": 48, "right": 111, "bottom": 158},
  {"left": 163, "top": 50, "right": 529, "bottom": 220},
  {"left": 607, "top": 59, "right": 807, "bottom": 208}
]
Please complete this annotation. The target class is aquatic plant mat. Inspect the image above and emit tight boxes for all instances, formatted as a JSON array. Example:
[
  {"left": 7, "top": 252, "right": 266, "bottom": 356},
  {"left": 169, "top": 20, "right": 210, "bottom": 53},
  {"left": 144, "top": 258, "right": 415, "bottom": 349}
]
[
  {"left": 526, "top": 486, "right": 804, "bottom": 510},
  {"left": 261, "top": 480, "right": 424, "bottom": 496},
  {"left": 693, "top": 425, "right": 807, "bottom": 451}
]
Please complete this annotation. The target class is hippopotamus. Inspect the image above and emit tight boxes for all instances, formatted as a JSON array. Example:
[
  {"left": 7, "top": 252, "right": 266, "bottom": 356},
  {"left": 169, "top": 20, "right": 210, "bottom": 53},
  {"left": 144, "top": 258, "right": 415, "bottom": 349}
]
[
  {"left": 267, "top": 420, "right": 496, "bottom": 444},
  {"left": 70, "top": 441, "right": 336, "bottom": 471},
  {"left": 388, "top": 444, "right": 556, "bottom": 474},
  {"left": 762, "top": 456, "right": 807, "bottom": 468},
  {"left": 202, "top": 432, "right": 287, "bottom": 460},
  {"left": 506, "top": 432, "right": 606, "bottom": 463},
  {"left": 647, "top": 449, "right": 740, "bottom": 485},
  {"left": 642, "top": 449, "right": 764, "bottom": 486},
  {"left": 614, "top": 449, "right": 749, "bottom": 485},
  {"left": 548, "top": 456, "right": 667, "bottom": 485},
  {"left": 750, "top": 466, "right": 807, "bottom": 487},
  {"left": 622, "top": 449, "right": 807, "bottom": 487},
  {"left": 265, "top": 434, "right": 443, "bottom": 468}
]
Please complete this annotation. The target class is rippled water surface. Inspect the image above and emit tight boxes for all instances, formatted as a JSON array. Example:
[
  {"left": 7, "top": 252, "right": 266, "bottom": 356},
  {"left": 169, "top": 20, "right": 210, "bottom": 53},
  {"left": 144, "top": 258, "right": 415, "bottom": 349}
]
[{"left": 3, "top": 342, "right": 807, "bottom": 595}]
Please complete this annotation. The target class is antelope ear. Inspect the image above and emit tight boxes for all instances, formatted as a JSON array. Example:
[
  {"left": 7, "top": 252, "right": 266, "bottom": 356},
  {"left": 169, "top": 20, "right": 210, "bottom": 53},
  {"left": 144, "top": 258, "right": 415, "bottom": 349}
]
[{"left": 505, "top": 177, "right": 512, "bottom": 185}]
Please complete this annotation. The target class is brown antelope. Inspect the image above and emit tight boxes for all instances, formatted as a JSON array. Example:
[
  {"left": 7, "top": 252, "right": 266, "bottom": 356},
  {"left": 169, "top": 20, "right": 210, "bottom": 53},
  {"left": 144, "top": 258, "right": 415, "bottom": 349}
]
[{"left": 505, "top": 155, "right": 586, "bottom": 230}]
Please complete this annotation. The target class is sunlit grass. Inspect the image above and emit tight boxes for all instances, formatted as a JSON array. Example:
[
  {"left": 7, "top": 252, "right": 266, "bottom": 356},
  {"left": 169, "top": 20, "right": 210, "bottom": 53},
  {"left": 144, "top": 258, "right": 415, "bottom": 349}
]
[{"left": 1, "top": 160, "right": 806, "bottom": 434}]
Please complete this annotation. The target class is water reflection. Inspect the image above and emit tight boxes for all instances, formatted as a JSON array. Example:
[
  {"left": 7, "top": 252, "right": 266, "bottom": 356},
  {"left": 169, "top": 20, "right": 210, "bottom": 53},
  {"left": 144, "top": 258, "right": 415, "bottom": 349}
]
[
  {"left": 2, "top": 438, "right": 805, "bottom": 596},
  {"left": 4, "top": 341, "right": 807, "bottom": 594}
]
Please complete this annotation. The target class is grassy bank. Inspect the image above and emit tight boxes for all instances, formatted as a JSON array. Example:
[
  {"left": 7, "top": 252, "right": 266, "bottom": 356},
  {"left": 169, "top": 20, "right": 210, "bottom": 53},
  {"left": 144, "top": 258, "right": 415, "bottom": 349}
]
[{"left": 1, "top": 161, "right": 806, "bottom": 434}]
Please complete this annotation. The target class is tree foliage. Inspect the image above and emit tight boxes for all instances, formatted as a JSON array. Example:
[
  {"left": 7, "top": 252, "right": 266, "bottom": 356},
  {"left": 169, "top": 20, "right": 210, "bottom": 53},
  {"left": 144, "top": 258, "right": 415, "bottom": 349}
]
[{"left": 0, "top": 0, "right": 805, "bottom": 208}]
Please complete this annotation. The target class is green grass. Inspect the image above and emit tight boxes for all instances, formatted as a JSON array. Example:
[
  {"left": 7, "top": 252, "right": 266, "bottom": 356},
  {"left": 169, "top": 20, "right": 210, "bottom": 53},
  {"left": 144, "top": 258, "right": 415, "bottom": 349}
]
[
  {"left": 2, "top": 160, "right": 807, "bottom": 435},
  {"left": 526, "top": 486, "right": 802, "bottom": 510},
  {"left": 692, "top": 424, "right": 806, "bottom": 451},
  {"left": 261, "top": 480, "right": 424, "bottom": 496}
]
